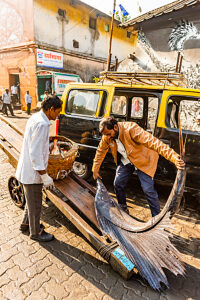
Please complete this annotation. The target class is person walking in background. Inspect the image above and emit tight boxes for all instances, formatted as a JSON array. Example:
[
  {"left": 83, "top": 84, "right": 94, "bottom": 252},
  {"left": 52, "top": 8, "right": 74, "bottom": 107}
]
[
  {"left": 25, "top": 91, "right": 32, "bottom": 115},
  {"left": 2, "top": 89, "right": 14, "bottom": 116},
  {"left": 43, "top": 90, "right": 49, "bottom": 101}
]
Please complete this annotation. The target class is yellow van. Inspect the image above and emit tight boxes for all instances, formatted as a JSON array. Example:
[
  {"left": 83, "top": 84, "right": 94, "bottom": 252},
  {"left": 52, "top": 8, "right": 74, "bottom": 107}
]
[{"left": 56, "top": 72, "right": 200, "bottom": 194}]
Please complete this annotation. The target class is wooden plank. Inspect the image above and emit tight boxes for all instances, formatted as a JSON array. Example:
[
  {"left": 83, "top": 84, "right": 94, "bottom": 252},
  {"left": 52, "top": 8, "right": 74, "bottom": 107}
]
[
  {"left": 70, "top": 172, "right": 96, "bottom": 196},
  {"left": 55, "top": 176, "right": 99, "bottom": 228},
  {"left": 45, "top": 189, "right": 135, "bottom": 280},
  {"left": 46, "top": 189, "right": 102, "bottom": 241},
  {"left": 0, "top": 114, "right": 24, "bottom": 136},
  {"left": 99, "top": 71, "right": 188, "bottom": 88},
  {"left": 0, "top": 121, "right": 23, "bottom": 152},
  {"left": 0, "top": 138, "right": 19, "bottom": 168}
]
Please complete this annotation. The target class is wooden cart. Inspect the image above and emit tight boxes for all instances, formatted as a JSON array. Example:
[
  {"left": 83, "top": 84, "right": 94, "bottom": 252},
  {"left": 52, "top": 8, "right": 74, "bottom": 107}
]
[{"left": 0, "top": 115, "right": 136, "bottom": 280}]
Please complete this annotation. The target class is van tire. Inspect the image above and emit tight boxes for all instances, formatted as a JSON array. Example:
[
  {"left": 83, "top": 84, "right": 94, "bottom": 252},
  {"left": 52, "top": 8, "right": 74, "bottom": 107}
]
[{"left": 72, "top": 161, "right": 91, "bottom": 179}]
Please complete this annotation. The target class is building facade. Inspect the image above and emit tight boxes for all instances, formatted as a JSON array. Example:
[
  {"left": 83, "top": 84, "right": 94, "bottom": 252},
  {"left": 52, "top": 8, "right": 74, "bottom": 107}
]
[
  {"left": 119, "top": 0, "right": 200, "bottom": 88},
  {"left": 0, "top": 0, "right": 137, "bottom": 109}
]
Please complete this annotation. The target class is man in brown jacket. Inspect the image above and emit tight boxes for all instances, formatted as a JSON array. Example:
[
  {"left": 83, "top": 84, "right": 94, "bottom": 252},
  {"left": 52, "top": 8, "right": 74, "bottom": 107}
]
[{"left": 92, "top": 117, "right": 185, "bottom": 216}]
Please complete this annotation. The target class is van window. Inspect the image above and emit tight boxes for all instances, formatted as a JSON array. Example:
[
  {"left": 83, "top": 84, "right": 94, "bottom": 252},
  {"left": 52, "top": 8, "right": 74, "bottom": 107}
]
[
  {"left": 130, "top": 97, "right": 144, "bottom": 118},
  {"left": 111, "top": 96, "right": 144, "bottom": 118},
  {"left": 111, "top": 96, "right": 127, "bottom": 116},
  {"left": 67, "top": 90, "right": 100, "bottom": 116},
  {"left": 167, "top": 96, "right": 200, "bottom": 132},
  {"left": 111, "top": 95, "right": 144, "bottom": 119}
]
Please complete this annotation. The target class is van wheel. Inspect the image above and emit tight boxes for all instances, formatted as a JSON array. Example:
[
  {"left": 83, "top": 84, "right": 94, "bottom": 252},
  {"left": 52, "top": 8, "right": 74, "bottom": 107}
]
[{"left": 72, "top": 161, "right": 91, "bottom": 179}]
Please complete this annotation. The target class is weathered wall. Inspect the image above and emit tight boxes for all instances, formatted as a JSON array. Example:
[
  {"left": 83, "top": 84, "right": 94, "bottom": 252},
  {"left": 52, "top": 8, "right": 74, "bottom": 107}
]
[
  {"left": 33, "top": 0, "right": 137, "bottom": 62},
  {"left": 62, "top": 54, "right": 106, "bottom": 82},
  {"left": 0, "top": 50, "right": 37, "bottom": 109},
  {"left": 0, "top": 0, "right": 34, "bottom": 47},
  {"left": 0, "top": 0, "right": 37, "bottom": 109},
  {"left": 118, "top": 4, "right": 200, "bottom": 89}
]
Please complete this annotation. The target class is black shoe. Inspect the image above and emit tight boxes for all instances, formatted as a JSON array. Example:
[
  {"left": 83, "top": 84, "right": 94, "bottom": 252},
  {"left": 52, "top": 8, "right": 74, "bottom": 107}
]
[
  {"left": 20, "top": 223, "right": 45, "bottom": 232},
  {"left": 30, "top": 230, "right": 54, "bottom": 242}
]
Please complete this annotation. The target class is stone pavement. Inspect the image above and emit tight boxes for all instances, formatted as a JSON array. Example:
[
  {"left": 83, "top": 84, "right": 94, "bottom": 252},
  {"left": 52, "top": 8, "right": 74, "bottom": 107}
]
[{"left": 0, "top": 111, "right": 199, "bottom": 299}]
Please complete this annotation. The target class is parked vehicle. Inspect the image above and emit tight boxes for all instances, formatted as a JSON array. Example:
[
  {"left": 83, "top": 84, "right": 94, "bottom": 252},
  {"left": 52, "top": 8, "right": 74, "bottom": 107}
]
[
  {"left": 57, "top": 72, "right": 200, "bottom": 194},
  {"left": 37, "top": 70, "right": 82, "bottom": 101}
]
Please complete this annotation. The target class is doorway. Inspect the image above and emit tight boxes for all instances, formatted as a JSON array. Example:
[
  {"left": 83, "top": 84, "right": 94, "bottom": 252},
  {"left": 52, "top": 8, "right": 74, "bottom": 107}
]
[
  {"left": 9, "top": 74, "right": 20, "bottom": 104},
  {"left": 37, "top": 76, "right": 52, "bottom": 101}
]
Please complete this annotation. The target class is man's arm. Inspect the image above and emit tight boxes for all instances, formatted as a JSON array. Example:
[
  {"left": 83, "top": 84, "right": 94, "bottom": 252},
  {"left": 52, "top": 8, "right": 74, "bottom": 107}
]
[
  {"left": 130, "top": 123, "right": 185, "bottom": 169},
  {"left": 92, "top": 135, "right": 110, "bottom": 180}
]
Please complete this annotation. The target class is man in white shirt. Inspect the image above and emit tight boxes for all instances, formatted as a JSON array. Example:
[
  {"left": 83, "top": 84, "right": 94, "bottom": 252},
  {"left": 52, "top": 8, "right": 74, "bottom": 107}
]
[
  {"left": 11, "top": 84, "right": 18, "bottom": 104},
  {"left": 16, "top": 95, "right": 62, "bottom": 242},
  {"left": 2, "top": 89, "right": 14, "bottom": 116},
  {"left": 25, "top": 91, "right": 32, "bottom": 115}
]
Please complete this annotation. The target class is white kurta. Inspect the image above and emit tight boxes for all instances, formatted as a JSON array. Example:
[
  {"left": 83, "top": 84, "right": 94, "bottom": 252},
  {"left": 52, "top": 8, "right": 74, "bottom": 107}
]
[
  {"left": 16, "top": 110, "right": 51, "bottom": 184},
  {"left": 2, "top": 92, "right": 11, "bottom": 104},
  {"left": 25, "top": 94, "right": 32, "bottom": 104},
  {"left": 11, "top": 86, "right": 17, "bottom": 94}
]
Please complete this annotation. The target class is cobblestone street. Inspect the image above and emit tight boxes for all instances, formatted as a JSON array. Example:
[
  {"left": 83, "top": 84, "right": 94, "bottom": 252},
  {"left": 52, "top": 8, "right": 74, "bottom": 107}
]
[{"left": 0, "top": 111, "right": 199, "bottom": 299}]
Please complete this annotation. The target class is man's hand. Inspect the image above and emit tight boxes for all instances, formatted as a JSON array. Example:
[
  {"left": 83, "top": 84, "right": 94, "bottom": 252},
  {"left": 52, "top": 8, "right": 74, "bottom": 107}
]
[
  {"left": 175, "top": 157, "right": 185, "bottom": 170},
  {"left": 93, "top": 171, "right": 102, "bottom": 180},
  {"left": 41, "top": 173, "right": 54, "bottom": 190}
]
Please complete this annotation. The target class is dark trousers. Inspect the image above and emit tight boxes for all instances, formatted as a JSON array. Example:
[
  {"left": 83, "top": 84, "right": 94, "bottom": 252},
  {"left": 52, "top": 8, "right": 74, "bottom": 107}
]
[
  {"left": 12, "top": 94, "right": 18, "bottom": 105},
  {"left": 22, "top": 184, "right": 43, "bottom": 236},
  {"left": 2, "top": 103, "right": 14, "bottom": 116},
  {"left": 114, "top": 163, "right": 160, "bottom": 217},
  {"left": 27, "top": 103, "right": 31, "bottom": 115}
]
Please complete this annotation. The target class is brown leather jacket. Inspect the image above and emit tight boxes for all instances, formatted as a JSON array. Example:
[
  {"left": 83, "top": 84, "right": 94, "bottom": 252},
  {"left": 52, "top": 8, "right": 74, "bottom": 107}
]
[{"left": 92, "top": 122, "right": 179, "bottom": 178}]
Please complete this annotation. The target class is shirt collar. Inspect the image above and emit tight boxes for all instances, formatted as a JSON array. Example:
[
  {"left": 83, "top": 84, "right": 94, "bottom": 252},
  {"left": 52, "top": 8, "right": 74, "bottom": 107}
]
[{"left": 40, "top": 110, "right": 51, "bottom": 126}]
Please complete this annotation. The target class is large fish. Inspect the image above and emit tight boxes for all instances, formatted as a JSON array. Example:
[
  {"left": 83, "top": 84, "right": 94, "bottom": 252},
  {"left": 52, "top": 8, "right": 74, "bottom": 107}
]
[{"left": 94, "top": 168, "right": 186, "bottom": 290}]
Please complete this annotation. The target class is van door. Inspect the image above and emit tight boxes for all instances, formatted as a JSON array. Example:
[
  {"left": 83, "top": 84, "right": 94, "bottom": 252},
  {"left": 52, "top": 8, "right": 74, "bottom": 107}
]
[
  {"left": 156, "top": 91, "right": 200, "bottom": 190},
  {"left": 58, "top": 88, "right": 108, "bottom": 165}
]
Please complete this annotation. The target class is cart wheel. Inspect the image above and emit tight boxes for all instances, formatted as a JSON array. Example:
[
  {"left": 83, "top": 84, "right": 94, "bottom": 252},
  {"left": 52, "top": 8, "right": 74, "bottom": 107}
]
[{"left": 8, "top": 176, "right": 25, "bottom": 208}]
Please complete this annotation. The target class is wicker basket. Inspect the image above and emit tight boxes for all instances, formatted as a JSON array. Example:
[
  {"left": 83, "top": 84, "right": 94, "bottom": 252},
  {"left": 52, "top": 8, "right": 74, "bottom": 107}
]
[{"left": 47, "top": 136, "right": 78, "bottom": 180}]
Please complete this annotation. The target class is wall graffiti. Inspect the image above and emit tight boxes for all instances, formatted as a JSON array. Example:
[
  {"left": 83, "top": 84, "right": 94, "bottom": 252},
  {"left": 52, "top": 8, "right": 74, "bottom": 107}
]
[
  {"left": 133, "top": 21, "right": 200, "bottom": 89},
  {"left": 168, "top": 20, "right": 200, "bottom": 51},
  {"left": 137, "top": 30, "right": 174, "bottom": 73},
  {"left": 0, "top": 1, "right": 24, "bottom": 47}
]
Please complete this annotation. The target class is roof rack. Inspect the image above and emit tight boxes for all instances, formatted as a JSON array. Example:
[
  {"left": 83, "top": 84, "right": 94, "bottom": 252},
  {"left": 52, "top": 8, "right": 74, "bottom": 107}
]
[{"left": 99, "top": 71, "right": 188, "bottom": 88}]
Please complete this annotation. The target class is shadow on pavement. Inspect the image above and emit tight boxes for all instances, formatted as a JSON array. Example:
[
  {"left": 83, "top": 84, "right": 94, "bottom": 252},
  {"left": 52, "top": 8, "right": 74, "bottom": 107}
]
[{"left": 170, "top": 234, "right": 200, "bottom": 259}]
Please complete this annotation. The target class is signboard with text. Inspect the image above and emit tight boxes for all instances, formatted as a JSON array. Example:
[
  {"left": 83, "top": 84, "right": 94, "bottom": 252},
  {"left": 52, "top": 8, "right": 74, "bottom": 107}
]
[
  {"left": 37, "top": 49, "right": 63, "bottom": 69},
  {"left": 53, "top": 73, "right": 81, "bottom": 95}
]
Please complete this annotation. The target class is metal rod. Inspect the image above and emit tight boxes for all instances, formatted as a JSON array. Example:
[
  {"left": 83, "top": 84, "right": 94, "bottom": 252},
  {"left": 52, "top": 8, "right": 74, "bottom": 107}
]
[
  {"left": 107, "top": 0, "right": 116, "bottom": 71},
  {"left": 175, "top": 51, "right": 181, "bottom": 72},
  {"left": 178, "top": 112, "right": 184, "bottom": 159},
  {"left": 178, "top": 54, "right": 183, "bottom": 73},
  {"left": 115, "top": 56, "right": 118, "bottom": 71}
]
